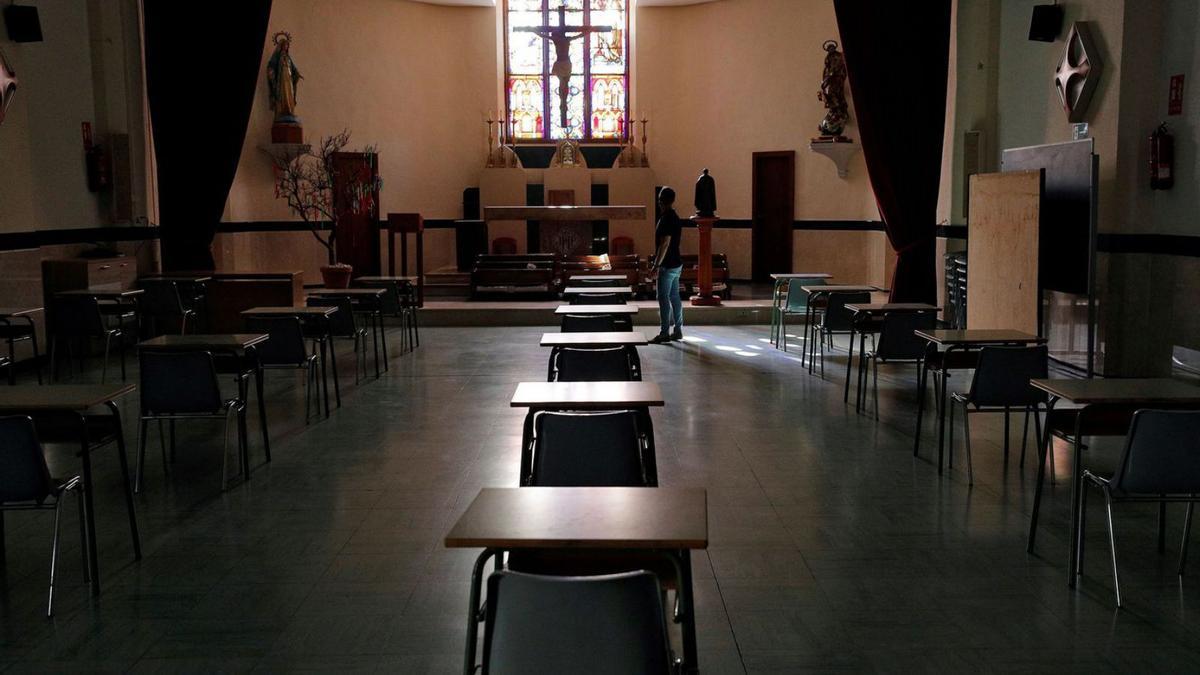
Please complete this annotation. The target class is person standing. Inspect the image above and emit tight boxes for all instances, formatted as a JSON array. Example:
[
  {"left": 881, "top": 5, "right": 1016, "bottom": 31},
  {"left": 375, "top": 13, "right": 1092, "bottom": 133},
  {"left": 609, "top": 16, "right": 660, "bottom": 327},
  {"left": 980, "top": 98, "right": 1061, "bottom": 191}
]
[{"left": 649, "top": 187, "right": 684, "bottom": 343}]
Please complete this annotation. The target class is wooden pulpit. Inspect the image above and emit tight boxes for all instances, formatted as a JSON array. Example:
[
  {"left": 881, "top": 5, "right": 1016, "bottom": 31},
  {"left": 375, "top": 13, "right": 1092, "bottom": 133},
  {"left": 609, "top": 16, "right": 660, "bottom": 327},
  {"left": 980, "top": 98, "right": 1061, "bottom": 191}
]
[
  {"left": 387, "top": 213, "right": 424, "bottom": 307},
  {"left": 690, "top": 215, "right": 722, "bottom": 306}
]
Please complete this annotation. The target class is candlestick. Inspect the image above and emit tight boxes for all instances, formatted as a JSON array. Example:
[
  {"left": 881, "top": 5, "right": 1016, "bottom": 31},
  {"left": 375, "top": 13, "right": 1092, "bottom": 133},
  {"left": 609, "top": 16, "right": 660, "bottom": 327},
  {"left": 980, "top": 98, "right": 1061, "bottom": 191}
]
[
  {"left": 640, "top": 118, "right": 649, "bottom": 167},
  {"left": 485, "top": 117, "right": 496, "bottom": 168}
]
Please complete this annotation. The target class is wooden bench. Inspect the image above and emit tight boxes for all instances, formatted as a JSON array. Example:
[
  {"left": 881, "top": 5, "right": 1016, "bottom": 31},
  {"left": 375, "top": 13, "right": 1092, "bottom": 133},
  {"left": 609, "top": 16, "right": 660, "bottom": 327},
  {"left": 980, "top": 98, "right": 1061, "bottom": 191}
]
[
  {"left": 558, "top": 254, "right": 645, "bottom": 294},
  {"left": 680, "top": 254, "right": 732, "bottom": 299},
  {"left": 470, "top": 254, "right": 559, "bottom": 298}
]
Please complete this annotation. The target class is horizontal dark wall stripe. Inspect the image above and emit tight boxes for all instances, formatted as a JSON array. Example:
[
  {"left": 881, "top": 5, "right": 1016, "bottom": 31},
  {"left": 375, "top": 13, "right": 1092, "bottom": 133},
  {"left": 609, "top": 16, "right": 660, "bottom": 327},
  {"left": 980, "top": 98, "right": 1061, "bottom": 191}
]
[
  {"left": 1098, "top": 233, "right": 1200, "bottom": 257},
  {"left": 0, "top": 226, "right": 161, "bottom": 251}
]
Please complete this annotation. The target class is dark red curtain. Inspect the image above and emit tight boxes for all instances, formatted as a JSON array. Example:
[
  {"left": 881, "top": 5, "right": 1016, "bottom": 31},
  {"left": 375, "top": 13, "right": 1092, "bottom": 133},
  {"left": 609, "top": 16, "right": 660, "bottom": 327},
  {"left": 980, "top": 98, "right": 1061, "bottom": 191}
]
[
  {"left": 143, "top": 0, "right": 272, "bottom": 270},
  {"left": 833, "top": 0, "right": 951, "bottom": 303}
]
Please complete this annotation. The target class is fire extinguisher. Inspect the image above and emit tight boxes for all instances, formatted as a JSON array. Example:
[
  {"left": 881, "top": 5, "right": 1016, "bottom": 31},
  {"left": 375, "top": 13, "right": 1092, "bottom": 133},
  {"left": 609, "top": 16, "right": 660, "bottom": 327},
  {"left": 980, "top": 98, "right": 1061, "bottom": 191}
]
[{"left": 1150, "top": 122, "right": 1174, "bottom": 190}]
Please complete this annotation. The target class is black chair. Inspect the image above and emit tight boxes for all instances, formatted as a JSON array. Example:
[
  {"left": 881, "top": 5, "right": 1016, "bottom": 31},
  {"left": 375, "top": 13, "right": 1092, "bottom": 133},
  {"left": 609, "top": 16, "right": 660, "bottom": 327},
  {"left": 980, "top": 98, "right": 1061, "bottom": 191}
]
[
  {"left": 357, "top": 280, "right": 416, "bottom": 353},
  {"left": 138, "top": 280, "right": 196, "bottom": 336},
  {"left": 860, "top": 311, "right": 937, "bottom": 416},
  {"left": 561, "top": 313, "right": 620, "bottom": 333},
  {"left": 481, "top": 571, "right": 673, "bottom": 675},
  {"left": 49, "top": 295, "right": 126, "bottom": 383},
  {"left": 815, "top": 291, "right": 871, "bottom": 374},
  {"left": 948, "top": 345, "right": 1049, "bottom": 484},
  {"left": 0, "top": 315, "right": 42, "bottom": 384},
  {"left": 0, "top": 416, "right": 86, "bottom": 617},
  {"left": 307, "top": 297, "right": 369, "bottom": 383},
  {"left": 136, "top": 351, "right": 247, "bottom": 493},
  {"left": 525, "top": 410, "right": 656, "bottom": 487},
  {"left": 550, "top": 346, "right": 637, "bottom": 382},
  {"left": 246, "top": 316, "right": 324, "bottom": 423},
  {"left": 1079, "top": 409, "right": 1200, "bottom": 607},
  {"left": 571, "top": 292, "right": 626, "bottom": 306}
]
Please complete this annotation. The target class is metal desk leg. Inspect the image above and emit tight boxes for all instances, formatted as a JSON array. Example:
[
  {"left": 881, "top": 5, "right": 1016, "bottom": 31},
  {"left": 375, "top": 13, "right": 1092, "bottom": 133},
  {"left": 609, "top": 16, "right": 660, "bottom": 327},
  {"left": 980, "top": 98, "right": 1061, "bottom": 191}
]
[
  {"left": 318, "top": 339, "right": 330, "bottom": 418},
  {"left": 936, "top": 347, "right": 958, "bottom": 475},
  {"left": 463, "top": 548, "right": 499, "bottom": 675},
  {"left": 678, "top": 549, "right": 698, "bottom": 673},
  {"left": 1028, "top": 398, "right": 1057, "bottom": 553},
  {"left": 248, "top": 347, "right": 271, "bottom": 462},
  {"left": 326, "top": 322, "right": 341, "bottom": 408},
  {"left": 519, "top": 411, "right": 536, "bottom": 483},
  {"left": 1068, "top": 408, "right": 1087, "bottom": 588},
  {"left": 104, "top": 402, "right": 141, "bottom": 560},
  {"left": 370, "top": 313, "right": 382, "bottom": 379},
  {"left": 913, "top": 344, "right": 933, "bottom": 457},
  {"left": 378, "top": 310, "right": 389, "bottom": 371},
  {"left": 77, "top": 415, "right": 99, "bottom": 595},
  {"left": 843, "top": 325, "right": 856, "bottom": 403}
]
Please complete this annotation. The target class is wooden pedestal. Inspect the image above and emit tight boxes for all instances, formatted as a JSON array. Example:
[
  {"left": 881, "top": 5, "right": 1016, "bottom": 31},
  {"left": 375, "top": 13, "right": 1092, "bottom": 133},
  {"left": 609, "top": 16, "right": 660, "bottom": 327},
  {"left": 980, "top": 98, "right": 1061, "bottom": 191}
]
[{"left": 690, "top": 216, "right": 722, "bottom": 306}]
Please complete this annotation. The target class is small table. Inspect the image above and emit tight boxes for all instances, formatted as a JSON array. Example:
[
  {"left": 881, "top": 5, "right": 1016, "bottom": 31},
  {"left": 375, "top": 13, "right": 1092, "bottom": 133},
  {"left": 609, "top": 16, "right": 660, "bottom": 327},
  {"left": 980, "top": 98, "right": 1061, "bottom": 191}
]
[
  {"left": 1027, "top": 378, "right": 1200, "bottom": 585},
  {"left": 913, "top": 329, "right": 1046, "bottom": 471},
  {"left": 0, "top": 307, "right": 44, "bottom": 384},
  {"left": 138, "top": 334, "right": 274, "bottom": 462},
  {"left": 554, "top": 304, "right": 639, "bottom": 315},
  {"left": 0, "top": 384, "right": 140, "bottom": 594},
  {"left": 242, "top": 306, "right": 342, "bottom": 413},
  {"left": 768, "top": 274, "right": 833, "bottom": 347},
  {"left": 307, "top": 288, "right": 388, "bottom": 377},
  {"left": 540, "top": 332, "right": 648, "bottom": 381},
  {"left": 568, "top": 274, "right": 627, "bottom": 283},
  {"left": 562, "top": 286, "right": 633, "bottom": 296},
  {"left": 798, "top": 285, "right": 880, "bottom": 373},
  {"left": 445, "top": 486, "right": 708, "bottom": 674},
  {"left": 355, "top": 276, "right": 421, "bottom": 352},
  {"left": 843, "top": 303, "right": 939, "bottom": 410}
]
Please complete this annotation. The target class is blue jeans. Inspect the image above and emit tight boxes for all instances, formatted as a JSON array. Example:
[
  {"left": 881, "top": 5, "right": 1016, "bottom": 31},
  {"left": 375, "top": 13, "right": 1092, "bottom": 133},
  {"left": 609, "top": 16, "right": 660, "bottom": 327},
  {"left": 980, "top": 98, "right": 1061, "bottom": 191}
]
[{"left": 656, "top": 265, "right": 683, "bottom": 335}]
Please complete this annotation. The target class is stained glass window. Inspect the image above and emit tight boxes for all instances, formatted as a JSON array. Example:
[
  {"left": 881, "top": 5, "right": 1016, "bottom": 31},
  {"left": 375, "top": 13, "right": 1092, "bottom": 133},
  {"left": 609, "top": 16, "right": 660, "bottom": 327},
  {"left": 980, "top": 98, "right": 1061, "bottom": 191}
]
[{"left": 505, "top": 0, "right": 629, "bottom": 142}]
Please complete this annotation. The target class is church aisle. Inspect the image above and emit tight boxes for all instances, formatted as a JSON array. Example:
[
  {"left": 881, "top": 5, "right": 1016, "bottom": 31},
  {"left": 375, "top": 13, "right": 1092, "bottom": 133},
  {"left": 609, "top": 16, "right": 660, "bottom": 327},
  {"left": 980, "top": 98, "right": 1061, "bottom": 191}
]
[{"left": 2, "top": 326, "right": 1199, "bottom": 673}]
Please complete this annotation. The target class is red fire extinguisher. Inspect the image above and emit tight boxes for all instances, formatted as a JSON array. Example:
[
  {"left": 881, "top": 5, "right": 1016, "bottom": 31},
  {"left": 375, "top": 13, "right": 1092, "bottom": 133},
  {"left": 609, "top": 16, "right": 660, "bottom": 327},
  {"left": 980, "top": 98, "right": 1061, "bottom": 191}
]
[{"left": 1150, "top": 122, "right": 1174, "bottom": 190}]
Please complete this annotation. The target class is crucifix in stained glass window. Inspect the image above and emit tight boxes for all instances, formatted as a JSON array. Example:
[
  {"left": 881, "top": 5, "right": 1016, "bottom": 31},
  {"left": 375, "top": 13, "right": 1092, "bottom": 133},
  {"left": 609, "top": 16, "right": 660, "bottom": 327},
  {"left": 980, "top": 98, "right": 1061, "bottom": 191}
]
[{"left": 515, "top": 4, "right": 612, "bottom": 132}]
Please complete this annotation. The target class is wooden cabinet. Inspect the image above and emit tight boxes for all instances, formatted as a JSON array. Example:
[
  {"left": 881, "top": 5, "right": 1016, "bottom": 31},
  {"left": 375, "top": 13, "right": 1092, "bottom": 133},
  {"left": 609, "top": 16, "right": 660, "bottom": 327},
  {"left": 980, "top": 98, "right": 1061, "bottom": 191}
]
[{"left": 42, "top": 256, "right": 138, "bottom": 304}]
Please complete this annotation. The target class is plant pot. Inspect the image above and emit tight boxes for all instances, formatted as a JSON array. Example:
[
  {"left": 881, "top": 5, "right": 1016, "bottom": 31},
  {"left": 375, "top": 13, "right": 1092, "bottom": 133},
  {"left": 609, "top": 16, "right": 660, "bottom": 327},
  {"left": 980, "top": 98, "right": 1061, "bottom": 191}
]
[{"left": 320, "top": 264, "right": 353, "bottom": 289}]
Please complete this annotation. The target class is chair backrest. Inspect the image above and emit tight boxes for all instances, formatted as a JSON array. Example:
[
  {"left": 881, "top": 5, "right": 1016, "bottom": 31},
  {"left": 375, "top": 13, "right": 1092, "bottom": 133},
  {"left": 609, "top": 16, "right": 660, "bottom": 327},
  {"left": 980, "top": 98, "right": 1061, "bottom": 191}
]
[
  {"left": 571, "top": 293, "right": 626, "bottom": 306},
  {"left": 0, "top": 416, "right": 53, "bottom": 504},
  {"left": 967, "top": 345, "right": 1049, "bottom": 407},
  {"left": 785, "top": 278, "right": 825, "bottom": 312},
  {"left": 306, "top": 297, "right": 358, "bottom": 337},
  {"left": 483, "top": 570, "right": 672, "bottom": 675},
  {"left": 561, "top": 314, "right": 616, "bottom": 333},
  {"left": 139, "top": 280, "right": 184, "bottom": 316},
  {"left": 874, "top": 311, "right": 937, "bottom": 360},
  {"left": 554, "top": 346, "right": 633, "bottom": 382},
  {"left": 245, "top": 316, "right": 311, "bottom": 366},
  {"left": 1111, "top": 409, "right": 1200, "bottom": 495},
  {"left": 52, "top": 295, "right": 106, "bottom": 336},
  {"left": 358, "top": 281, "right": 403, "bottom": 314},
  {"left": 139, "top": 350, "right": 224, "bottom": 415},
  {"left": 820, "top": 292, "right": 871, "bottom": 332},
  {"left": 531, "top": 410, "right": 649, "bottom": 486}
]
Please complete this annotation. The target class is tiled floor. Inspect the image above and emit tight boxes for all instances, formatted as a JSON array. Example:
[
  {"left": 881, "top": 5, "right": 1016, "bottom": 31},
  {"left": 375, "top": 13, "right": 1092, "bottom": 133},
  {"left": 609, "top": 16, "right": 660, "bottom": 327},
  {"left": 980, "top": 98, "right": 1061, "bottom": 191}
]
[{"left": 2, "top": 325, "right": 1200, "bottom": 673}]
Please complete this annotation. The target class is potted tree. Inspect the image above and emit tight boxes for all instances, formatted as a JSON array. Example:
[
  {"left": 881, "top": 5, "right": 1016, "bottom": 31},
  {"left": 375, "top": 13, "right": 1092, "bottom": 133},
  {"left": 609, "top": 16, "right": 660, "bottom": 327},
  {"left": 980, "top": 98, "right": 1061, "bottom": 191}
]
[{"left": 272, "top": 130, "right": 382, "bottom": 288}]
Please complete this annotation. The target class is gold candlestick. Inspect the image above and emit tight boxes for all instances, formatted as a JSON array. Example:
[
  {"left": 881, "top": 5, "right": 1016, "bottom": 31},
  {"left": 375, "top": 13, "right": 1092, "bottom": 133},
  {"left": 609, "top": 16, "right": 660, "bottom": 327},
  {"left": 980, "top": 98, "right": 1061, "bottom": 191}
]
[
  {"left": 485, "top": 117, "right": 496, "bottom": 168},
  {"left": 639, "top": 118, "right": 649, "bottom": 167}
]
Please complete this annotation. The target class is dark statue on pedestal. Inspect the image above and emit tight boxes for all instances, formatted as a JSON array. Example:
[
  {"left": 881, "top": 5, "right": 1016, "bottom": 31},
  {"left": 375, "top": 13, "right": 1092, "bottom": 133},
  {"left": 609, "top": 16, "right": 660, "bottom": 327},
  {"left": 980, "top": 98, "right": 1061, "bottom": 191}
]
[
  {"left": 694, "top": 168, "right": 716, "bottom": 218},
  {"left": 817, "top": 40, "right": 849, "bottom": 139}
]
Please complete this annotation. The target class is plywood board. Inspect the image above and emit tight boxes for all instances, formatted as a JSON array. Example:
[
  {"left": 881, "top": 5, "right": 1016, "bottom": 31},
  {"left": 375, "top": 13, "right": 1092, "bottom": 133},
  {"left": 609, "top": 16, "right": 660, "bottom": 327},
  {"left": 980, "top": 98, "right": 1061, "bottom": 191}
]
[{"left": 967, "top": 170, "right": 1042, "bottom": 334}]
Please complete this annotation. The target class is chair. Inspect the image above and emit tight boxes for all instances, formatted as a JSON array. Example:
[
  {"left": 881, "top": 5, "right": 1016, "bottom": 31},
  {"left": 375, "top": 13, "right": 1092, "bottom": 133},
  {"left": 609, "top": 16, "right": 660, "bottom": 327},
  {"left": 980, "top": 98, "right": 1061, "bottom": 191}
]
[
  {"left": 49, "top": 295, "right": 126, "bottom": 383},
  {"left": 1078, "top": 409, "right": 1200, "bottom": 607},
  {"left": 948, "top": 345, "right": 1049, "bottom": 484},
  {"left": 525, "top": 410, "right": 655, "bottom": 487},
  {"left": 570, "top": 292, "right": 625, "bottom": 306},
  {"left": 0, "top": 416, "right": 86, "bottom": 617},
  {"left": 307, "top": 297, "right": 369, "bottom": 383},
  {"left": 860, "top": 311, "right": 937, "bottom": 417},
  {"left": 775, "top": 277, "right": 824, "bottom": 351},
  {"left": 493, "top": 237, "right": 518, "bottom": 254},
  {"left": 611, "top": 236, "right": 635, "bottom": 256},
  {"left": 245, "top": 316, "right": 323, "bottom": 423},
  {"left": 136, "top": 351, "right": 247, "bottom": 493},
  {"left": 481, "top": 571, "right": 673, "bottom": 675},
  {"left": 814, "top": 291, "right": 870, "bottom": 372},
  {"left": 359, "top": 279, "right": 418, "bottom": 351},
  {"left": 550, "top": 346, "right": 637, "bottom": 382},
  {"left": 0, "top": 314, "right": 41, "bottom": 384},
  {"left": 138, "top": 280, "right": 196, "bottom": 336},
  {"left": 561, "top": 313, "right": 619, "bottom": 333}
]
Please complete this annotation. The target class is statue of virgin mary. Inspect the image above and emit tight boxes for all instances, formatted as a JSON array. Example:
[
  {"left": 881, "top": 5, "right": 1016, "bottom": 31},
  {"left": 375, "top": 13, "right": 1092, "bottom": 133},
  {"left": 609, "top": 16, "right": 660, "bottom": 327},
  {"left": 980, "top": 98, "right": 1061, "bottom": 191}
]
[{"left": 267, "top": 32, "right": 302, "bottom": 123}]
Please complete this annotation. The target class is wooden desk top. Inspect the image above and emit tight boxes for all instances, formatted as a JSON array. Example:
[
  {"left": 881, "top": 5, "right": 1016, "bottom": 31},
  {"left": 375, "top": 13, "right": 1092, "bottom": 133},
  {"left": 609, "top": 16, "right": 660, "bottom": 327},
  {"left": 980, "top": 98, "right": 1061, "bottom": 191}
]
[
  {"left": 770, "top": 273, "right": 833, "bottom": 280},
  {"left": 511, "top": 381, "right": 664, "bottom": 408},
  {"left": 57, "top": 288, "right": 145, "bottom": 298},
  {"left": 484, "top": 205, "right": 647, "bottom": 221},
  {"left": 138, "top": 334, "right": 269, "bottom": 351},
  {"left": 800, "top": 284, "right": 878, "bottom": 294},
  {"left": 355, "top": 276, "right": 417, "bottom": 283},
  {"left": 0, "top": 384, "right": 135, "bottom": 411},
  {"left": 569, "top": 274, "right": 627, "bottom": 282},
  {"left": 0, "top": 307, "right": 43, "bottom": 318},
  {"left": 1030, "top": 378, "right": 1200, "bottom": 405},
  {"left": 562, "top": 286, "right": 634, "bottom": 295},
  {"left": 445, "top": 487, "right": 708, "bottom": 550},
  {"left": 241, "top": 306, "right": 337, "bottom": 317},
  {"left": 141, "top": 275, "right": 212, "bottom": 283},
  {"left": 540, "top": 332, "right": 648, "bottom": 347},
  {"left": 554, "top": 305, "right": 639, "bottom": 315},
  {"left": 916, "top": 329, "right": 1045, "bottom": 346},
  {"left": 306, "top": 288, "right": 385, "bottom": 296},
  {"left": 846, "top": 303, "right": 939, "bottom": 313}
]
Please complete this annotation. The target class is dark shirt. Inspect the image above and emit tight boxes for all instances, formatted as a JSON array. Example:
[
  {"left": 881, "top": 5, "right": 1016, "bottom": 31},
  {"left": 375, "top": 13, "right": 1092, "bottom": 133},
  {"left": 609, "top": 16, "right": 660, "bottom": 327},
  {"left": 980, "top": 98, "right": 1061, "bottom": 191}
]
[{"left": 655, "top": 208, "right": 683, "bottom": 269}]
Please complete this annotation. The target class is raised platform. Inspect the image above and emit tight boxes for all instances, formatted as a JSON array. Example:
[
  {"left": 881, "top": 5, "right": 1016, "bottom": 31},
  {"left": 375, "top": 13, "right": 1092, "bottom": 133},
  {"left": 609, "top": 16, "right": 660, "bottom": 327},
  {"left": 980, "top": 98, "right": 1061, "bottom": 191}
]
[{"left": 417, "top": 298, "right": 774, "bottom": 327}]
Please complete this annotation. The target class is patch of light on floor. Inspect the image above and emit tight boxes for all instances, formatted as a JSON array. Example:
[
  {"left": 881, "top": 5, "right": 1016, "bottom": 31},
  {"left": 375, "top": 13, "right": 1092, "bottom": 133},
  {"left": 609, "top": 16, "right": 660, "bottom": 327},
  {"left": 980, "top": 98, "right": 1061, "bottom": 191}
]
[
  {"left": 758, "top": 338, "right": 772, "bottom": 343},
  {"left": 785, "top": 356, "right": 804, "bottom": 363},
  {"left": 745, "top": 345, "right": 763, "bottom": 350},
  {"left": 681, "top": 336, "right": 707, "bottom": 343},
  {"left": 715, "top": 345, "right": 740, "bottom": 352},
  {"left": 734, "top": 351, "right": 758, "bottom": 357}
]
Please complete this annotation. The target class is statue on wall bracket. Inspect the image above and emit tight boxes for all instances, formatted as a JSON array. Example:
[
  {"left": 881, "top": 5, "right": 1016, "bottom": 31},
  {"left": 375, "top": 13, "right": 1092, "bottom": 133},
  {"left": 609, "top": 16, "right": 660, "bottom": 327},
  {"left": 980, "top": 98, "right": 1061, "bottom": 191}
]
[
  {"left": 1054, "top": 22, "right": 1103, "bottom": 123},
  {"left": 816, "top": 40, "right": 850, "bottom": 140},
  {"left": 0, "top": 48, "right": 17, "bottom": 127},
  {"left": 267, "top": 31, "right": 304, "bottom": 143}
]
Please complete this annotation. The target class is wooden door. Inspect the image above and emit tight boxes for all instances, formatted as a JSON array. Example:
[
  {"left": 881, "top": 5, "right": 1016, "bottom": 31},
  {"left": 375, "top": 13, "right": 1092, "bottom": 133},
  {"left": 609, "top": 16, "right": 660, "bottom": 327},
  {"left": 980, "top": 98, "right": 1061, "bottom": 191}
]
[
  {"left": 752, "top": 151, "right": 795, "bottom": 281},
  {"left": 332, "top": 152, "right": 380, "bottom": 276}
]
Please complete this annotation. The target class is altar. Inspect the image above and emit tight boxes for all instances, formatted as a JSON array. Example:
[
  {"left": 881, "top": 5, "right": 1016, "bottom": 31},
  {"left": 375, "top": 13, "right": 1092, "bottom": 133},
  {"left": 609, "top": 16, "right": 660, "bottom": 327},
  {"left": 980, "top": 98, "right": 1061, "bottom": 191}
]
[{"left": 483, "top": 205, "right": 648, "bottom": 257}]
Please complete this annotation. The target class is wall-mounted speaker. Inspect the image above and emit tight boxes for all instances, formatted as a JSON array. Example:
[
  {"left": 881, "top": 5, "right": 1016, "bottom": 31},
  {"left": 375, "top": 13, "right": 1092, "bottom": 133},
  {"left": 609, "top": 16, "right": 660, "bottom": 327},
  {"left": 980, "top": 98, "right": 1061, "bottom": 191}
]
[
  {"left": 1029, "top": 4, "right": 1063, "bottom": 42},
  {"left": 4, "top": 5, "right": 44, "bottom": 43}
]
